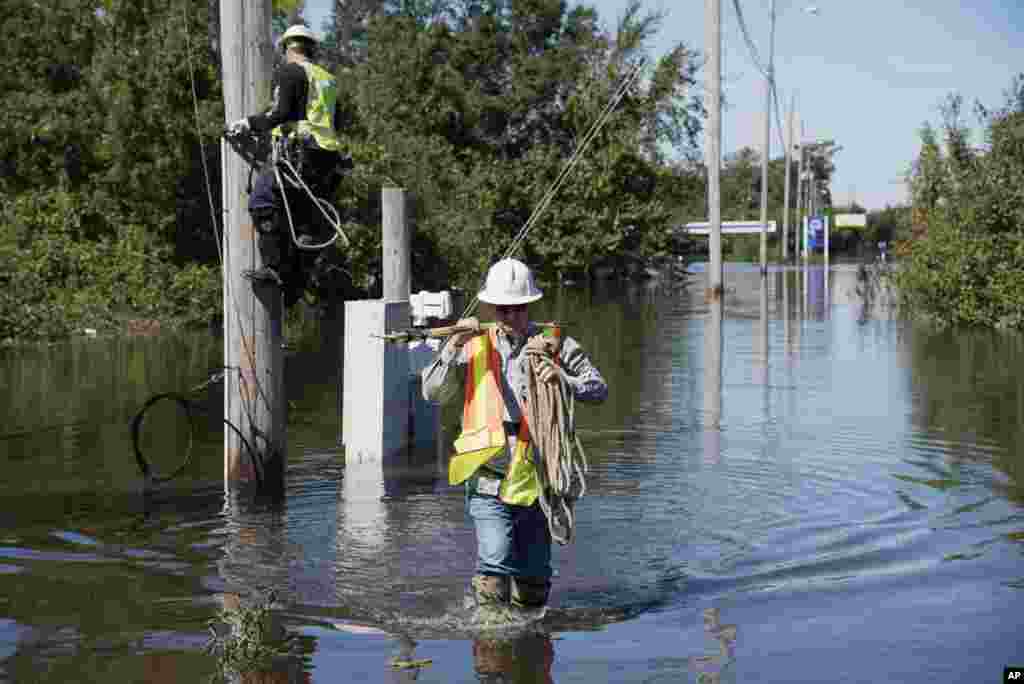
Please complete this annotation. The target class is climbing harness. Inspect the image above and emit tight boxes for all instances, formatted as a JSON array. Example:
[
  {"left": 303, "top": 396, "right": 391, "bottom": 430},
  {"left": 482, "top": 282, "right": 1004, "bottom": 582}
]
[
  {"left": 130, "top": 369, "right": 263, "bottom": 487},
  {"left": 223, "top": 127, "right": 352, "bottom": 252},
  {"left": 522, "top": 332, "right": 588, "bottom": 545},
  {"left": 273, "top": 140, "right": 351, "bottom": 250}
]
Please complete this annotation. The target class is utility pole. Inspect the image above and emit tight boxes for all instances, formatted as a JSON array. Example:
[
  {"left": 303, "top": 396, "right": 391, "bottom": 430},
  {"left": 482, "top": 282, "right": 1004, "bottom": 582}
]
[
  {"left": 796, "top": 119, "right": 805, "bottom": 261},
  {"left": 782, "top": 94, "right": 794, "bottom": 262},
  {"left": 221, "top": 0, "right": 284, "bottom": 488},
  {"left": 706, "top": 0, "right": 723, "bottom": 301},
  {"left": 759, "top": 0, "right": 776, "bottom": 277}
]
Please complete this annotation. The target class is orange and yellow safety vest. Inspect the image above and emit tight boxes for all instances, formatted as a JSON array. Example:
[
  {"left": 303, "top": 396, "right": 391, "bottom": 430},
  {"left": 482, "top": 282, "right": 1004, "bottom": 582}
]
[{"left": 447, "top": 328, "right": 540, "bottom": 506}]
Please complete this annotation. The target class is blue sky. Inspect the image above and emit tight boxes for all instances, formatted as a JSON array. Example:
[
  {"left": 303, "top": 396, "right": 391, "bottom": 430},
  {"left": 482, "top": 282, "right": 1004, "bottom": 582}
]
[{"left": 303, "top": 0, "right": 1024, "bottom": 210}]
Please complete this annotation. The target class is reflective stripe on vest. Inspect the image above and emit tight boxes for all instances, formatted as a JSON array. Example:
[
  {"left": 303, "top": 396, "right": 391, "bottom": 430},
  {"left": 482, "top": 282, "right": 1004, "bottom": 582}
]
[
  {"left": 448, "top": 328, "right": 540, "bottom": 507},
  {"left": 272, "top": 61, "right": 341, "bottom": 152}
]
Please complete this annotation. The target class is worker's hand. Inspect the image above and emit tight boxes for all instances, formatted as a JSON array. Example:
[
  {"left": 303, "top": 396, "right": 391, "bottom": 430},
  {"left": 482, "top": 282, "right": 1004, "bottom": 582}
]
[
  {"left": 449, "top": 317, "right": 480, "bottom": 349},
  {"left": 535, "top": 356, "right": 560, "bottom": 384},
  {"left": 227, "top": 118, "right": 250, "bottom": 136}
]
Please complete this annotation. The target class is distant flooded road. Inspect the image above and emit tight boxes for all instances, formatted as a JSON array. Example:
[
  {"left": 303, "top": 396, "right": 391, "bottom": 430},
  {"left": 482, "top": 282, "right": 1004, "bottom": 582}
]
[{"left": 1, "top": 262, "right": 1021, "bottom": 683}]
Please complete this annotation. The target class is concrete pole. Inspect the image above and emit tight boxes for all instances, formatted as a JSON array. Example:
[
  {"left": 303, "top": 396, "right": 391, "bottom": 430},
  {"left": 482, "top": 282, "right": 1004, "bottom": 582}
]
[
  {"left": 759, "top": 0, "right": 776, "bottom": 277},
  {"left": 221, "top": 0, "right": 284, "bottom": 487},
  {"left": 706, "top": 0, "right": 723, "bottom": 301},
  {"left": 782, "top": 94, "right": 794, "bottom": 262},
  {"left": 382, "top": 187, "right": 410, "bottom": 302}
]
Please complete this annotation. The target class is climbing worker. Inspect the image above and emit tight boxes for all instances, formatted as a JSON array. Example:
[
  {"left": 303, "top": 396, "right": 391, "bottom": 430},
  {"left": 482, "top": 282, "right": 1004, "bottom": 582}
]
[
  {"left": 226, "top": 24, "right": 348, "bottom": 307},
  {"left": 421, "top": 258, "right": 608, "bottom": 610}
]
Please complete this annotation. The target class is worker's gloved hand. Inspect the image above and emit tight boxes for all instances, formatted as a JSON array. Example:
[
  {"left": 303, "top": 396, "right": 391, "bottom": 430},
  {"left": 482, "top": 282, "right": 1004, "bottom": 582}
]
[
  {"left": 449, "top": 317, "right": 480, "bottom": 349},
  {"left": 227, "top": 118, "right": 250, "bottom": 136},
  {"left": 535, "top": 356, "right": 559, "bottom": 384}
]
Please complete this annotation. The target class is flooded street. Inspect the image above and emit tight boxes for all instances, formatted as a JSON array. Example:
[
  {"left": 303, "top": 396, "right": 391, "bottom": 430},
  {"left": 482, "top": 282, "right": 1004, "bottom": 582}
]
[{"left": 1, "top": 263, "right": 1022, "bottom": 683}]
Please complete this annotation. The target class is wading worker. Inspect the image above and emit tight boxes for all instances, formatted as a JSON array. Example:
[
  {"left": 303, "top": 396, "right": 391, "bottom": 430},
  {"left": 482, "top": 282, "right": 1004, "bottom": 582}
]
[
  {"left": 227, "top": 24, "right": 344, "bottom": 307},
  {"left": 421, "top": 258, "right": 608, "bottom": 609}
]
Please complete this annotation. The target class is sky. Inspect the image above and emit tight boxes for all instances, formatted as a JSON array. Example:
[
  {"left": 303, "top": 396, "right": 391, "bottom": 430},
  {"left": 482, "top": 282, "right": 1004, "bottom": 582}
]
[{"left": 303, "top": 0, "right": 1024, "bottom": 210}]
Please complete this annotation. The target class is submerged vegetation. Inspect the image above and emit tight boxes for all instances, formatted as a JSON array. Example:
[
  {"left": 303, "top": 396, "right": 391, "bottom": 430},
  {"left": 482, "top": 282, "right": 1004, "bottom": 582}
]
[{"left": 205, "top": 592, "right": 294, "bottom": 682}]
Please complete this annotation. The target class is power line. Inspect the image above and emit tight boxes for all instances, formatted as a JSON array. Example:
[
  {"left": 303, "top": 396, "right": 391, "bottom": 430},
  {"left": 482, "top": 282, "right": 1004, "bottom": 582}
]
[{"left": 730, "top": 0, "right": 769, "bottom": 80}]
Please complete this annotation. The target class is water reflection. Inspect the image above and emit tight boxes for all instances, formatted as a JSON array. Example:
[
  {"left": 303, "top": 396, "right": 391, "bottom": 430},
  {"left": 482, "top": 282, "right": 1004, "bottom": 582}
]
[
  {"left": 688, "top": 608, "right": 737, "bottom": 684},
  {"left": 3, "top": 264, "right": 1024, "bottom": 682},
  {"left": 703, "top": 297, "right": 723, "bottom": 465},
  {"left": 473, "top": 630, "right": 553, "bottom": 684}
]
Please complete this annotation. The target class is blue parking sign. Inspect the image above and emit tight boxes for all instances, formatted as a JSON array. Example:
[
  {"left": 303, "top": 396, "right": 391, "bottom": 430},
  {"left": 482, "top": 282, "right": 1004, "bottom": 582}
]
[{"left": 806, "top": 217, "right": 820, "bottom": 249}]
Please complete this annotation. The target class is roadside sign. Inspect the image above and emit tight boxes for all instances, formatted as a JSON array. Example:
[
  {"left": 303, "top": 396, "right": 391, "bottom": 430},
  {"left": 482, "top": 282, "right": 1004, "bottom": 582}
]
[{"left": 680, "top": 220, "right": 777, "bottom": 235}]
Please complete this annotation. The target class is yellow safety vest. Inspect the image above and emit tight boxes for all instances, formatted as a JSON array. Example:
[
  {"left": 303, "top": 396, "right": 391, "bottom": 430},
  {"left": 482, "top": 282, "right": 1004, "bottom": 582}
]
[
  {"left": 272, "top": 61, "right": 341, "bottom": 152},
  {"left": 447, "top": 328, "right": 540, "bottom": 506}
]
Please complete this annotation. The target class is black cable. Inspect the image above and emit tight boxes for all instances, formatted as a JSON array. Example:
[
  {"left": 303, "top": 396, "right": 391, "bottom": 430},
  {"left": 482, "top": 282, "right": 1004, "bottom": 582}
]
[{"left": 130, "top": 382, "right": 264, "bottom": 487}]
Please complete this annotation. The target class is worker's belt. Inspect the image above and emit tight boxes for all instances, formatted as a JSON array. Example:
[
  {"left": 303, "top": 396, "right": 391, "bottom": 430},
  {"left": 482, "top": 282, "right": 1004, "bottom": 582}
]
[{"left": 503, "top": 420, "right": 520, "bottom": 436}]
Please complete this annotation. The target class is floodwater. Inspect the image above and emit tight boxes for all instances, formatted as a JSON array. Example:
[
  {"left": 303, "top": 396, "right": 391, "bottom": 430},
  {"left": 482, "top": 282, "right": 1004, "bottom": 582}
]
[{"left": 1, "top": 263, "right": 1022, "bottom": 683}]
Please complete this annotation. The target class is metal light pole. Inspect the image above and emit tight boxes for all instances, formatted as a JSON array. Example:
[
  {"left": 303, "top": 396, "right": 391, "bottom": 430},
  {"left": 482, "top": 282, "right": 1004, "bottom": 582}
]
[
  {"left": 796, "top": 121, "right": 805, "bottom": 260},
  {"left": 776, "top": 7, "right": 819, "bottom": 265},
  {"left": 782, "top": 94, "right": 794, "bottom": 261},
  {"left": 758, "top": 0, "right": 776, "bottom": 277}
]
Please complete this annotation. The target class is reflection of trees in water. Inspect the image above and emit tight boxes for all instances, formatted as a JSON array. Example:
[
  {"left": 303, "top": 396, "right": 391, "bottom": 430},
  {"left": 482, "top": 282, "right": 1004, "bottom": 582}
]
[
  {"left": 0, "top": 333, "right": 223, "bottom": 488},
  {"left": 688, "top": 608, "right": 737, "bottom": 684},
  {"left": 904, "top": 328, "right": 1024, "bottom": 504},
  {"left": 854, "top": 261, "right": 896, "bottom": 324}
]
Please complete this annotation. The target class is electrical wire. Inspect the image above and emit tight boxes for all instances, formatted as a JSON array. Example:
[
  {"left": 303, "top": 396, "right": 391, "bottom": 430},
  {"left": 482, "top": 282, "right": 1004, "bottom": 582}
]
[
  {"left": 460, "top": 56, "right": 648, "bottom": 320},
  {"left": 730, "top": 0, "right": 769, "bottom": 80},
  {"left": 130, "top": 370, "right": 263, "bottom": 487}
]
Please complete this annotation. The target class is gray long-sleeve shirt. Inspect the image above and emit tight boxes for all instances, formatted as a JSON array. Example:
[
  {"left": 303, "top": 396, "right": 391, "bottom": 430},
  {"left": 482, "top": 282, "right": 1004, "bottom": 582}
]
[{"left": 421, "top": 323, "right": 608, "bottom": 474}]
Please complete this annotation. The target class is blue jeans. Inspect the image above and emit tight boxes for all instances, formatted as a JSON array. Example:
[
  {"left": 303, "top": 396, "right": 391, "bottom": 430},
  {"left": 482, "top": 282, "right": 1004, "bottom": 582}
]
[{"left": 468, "top": 493, "right": 552, "bottom": 578}]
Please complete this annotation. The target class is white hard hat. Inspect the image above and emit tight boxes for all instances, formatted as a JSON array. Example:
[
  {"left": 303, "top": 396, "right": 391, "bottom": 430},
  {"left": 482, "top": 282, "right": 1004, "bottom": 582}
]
[
  {"left": 478, "top": 258, "right": 543, "bottom": 306},
  {"left": 280, "top": 25, "right": 318, "bottom": 46}
]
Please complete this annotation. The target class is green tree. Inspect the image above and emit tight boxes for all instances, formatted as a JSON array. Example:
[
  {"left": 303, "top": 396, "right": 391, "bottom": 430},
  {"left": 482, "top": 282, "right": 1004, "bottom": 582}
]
[
  {"left": 895, "top": 75, "right": 1024, "bottom": 329},
  {"left": 335, "top": 0, "right": 705, "bottom": 286},
  {"left": 0, "top": 0, "right": 224, "bottom": 342}
]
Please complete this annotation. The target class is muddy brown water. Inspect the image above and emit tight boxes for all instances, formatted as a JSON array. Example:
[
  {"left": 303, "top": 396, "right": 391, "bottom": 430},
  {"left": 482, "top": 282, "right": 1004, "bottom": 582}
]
[{"left": 1, "top": 263, "right": 1022, "bottom": 683}]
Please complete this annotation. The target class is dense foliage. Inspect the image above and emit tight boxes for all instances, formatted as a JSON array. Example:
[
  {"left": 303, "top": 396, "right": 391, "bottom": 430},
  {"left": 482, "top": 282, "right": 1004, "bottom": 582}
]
[
  {"left": 329, "top": 0, "right": 706, "bottom": 288},
  {"left": 1, "top": 0, "right": 711, "bottom": 342},
  {"left": 894, "top": 78, "right": 1024, "bottom": 329},
  {"left": 0, "top": 0, "right": 224, "bottom": 342}
]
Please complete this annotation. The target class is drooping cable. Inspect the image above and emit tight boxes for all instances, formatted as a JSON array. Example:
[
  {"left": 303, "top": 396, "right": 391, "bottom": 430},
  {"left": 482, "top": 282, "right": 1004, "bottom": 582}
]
[{"left": 459, "top": 56, "right": 648, "bottom": 320}]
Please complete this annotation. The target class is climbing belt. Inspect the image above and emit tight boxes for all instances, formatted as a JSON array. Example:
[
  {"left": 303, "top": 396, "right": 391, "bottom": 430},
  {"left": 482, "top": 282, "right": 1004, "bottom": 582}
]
[{"left": 522, "top": 335, "right": 587, "bottom": 546}]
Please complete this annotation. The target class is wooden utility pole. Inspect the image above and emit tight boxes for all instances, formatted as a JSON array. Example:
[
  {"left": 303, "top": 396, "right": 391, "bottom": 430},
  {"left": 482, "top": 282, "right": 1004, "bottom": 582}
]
[
  {"left": 221, "top": 0, "right": 284, "bottom": 487},
  {"left": 706, "top": 0, "right": 723, "bottom": 301}
]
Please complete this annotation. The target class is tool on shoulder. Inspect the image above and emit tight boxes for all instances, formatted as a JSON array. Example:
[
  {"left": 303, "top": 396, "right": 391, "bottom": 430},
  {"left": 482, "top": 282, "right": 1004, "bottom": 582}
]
[{"left": 378, "top": 320, "right": 560, "bottom": 344}]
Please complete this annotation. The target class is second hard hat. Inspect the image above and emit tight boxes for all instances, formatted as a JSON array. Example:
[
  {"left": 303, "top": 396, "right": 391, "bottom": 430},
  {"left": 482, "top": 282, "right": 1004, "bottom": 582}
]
[
  {"left": 280, "top": 24, "right": 318, "bottom": 46},
  {"left": 478, "top": 258, "right": 543, "bottom": 306}
]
